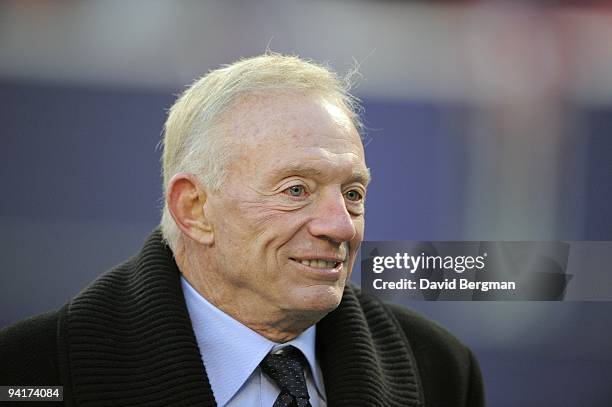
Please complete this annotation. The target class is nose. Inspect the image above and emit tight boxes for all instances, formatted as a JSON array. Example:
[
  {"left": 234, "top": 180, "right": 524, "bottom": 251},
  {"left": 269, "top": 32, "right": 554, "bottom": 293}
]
[{"left": 308, "top": 189, "right": 357, "bottom": 244}]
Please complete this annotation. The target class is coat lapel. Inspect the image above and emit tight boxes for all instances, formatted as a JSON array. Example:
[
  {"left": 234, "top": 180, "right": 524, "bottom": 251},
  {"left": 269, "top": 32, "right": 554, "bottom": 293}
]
[
  {"left": 62, "top": 230, "right": 217, "bottom": 406},
  {"left": 317, "top": 286, "right": 423, "bottom": 407}
]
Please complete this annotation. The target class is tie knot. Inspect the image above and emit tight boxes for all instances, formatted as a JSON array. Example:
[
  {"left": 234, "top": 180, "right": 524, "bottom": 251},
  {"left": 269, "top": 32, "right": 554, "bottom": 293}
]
[{"left": 260, "top": 346, "right": 311, "bottom": 403}]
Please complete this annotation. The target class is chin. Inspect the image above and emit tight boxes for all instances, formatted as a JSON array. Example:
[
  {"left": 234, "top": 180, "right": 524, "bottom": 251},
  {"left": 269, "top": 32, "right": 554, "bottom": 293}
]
[{"left": 293, "top": 283, "right": 345, "bottom": 314}]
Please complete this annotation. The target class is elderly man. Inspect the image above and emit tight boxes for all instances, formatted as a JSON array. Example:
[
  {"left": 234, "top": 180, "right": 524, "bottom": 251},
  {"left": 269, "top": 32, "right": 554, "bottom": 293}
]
[{"left": 1, "top": 54, "right": 484, "bottom": 406}]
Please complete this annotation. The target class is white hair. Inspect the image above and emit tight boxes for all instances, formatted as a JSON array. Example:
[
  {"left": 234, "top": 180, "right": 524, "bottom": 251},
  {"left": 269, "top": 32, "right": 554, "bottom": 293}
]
[{"left": 160, "top": 53, "right": 363, "bottom": 252}]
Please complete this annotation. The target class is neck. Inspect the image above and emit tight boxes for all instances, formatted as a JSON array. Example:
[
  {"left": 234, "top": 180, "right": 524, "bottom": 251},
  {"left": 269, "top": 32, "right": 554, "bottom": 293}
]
[
  {"left": 176, "top": 253, "right": 324, "bottom": 343},
  {"left": 225, "top": 307, "right": 320, "bottom": 343}
]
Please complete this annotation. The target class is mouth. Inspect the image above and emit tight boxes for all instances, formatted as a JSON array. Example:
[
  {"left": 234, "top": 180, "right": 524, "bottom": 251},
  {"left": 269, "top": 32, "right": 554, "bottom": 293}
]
[
  {"left": 290, "top": 258, "right": 343, "bottom": 269},
  {"left": 289, "top": 257, "right": 346, "bottom": 281}
]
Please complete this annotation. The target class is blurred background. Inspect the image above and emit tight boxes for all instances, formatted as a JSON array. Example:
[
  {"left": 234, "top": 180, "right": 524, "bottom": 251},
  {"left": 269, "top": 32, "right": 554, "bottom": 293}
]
[{"left": 1, "top": 0, "right": 611, "bottom": 405}]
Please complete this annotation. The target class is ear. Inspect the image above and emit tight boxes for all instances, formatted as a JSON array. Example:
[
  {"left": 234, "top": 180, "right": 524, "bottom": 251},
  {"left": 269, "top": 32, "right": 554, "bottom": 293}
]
[{"left": 166, "top": 173, "right": 214, "bottom": 246}]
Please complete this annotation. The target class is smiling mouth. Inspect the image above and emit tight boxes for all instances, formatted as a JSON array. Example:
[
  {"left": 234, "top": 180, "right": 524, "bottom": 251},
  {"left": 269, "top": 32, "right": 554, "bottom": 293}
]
[{"left": 290, "top": 258, "right": 343, "bottom": 269}]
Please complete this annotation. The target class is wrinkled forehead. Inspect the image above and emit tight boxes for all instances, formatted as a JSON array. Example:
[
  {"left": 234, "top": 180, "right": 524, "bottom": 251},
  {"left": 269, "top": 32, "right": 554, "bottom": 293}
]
[
  {"left": 226, "top": 92, "right": 364, "bottom": 155},
  {"left": 217, "top": 92, "right": 368, "bottom": 185},
  {"left": 224, "top": 92, "right": 358, "bottom": 138}
]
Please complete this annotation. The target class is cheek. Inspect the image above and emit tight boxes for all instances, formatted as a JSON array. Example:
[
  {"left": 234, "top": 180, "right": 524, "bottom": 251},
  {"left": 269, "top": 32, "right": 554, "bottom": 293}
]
[
  {"left": 215, "top": 197, "right": 303, "bottom": 263},
  {"left": 234, "top": 196, "right": 307, "bottom": 235},
  {"left": 352, "top": 216, "right": 365, "bottom": 243},
  {"left": 213, "top": 194, "right": 270, "bottom": 232},
  {"left": 346, "top": 217, "right": 365, "bottom": 260}
]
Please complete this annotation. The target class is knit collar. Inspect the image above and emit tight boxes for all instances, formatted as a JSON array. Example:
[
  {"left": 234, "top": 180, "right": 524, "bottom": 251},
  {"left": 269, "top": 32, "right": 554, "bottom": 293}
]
[{"left": 61, "top": 230, "right": 423, "bottom": 407}]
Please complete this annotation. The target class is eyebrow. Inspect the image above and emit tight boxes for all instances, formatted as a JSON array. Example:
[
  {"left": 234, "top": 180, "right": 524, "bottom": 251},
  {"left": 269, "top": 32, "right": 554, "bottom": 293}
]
[
  {"left": 354, "top": 167, "right": 372, "bottom": 186},
  {"left": 272, "top": 164, "right": 371, "bottom": 186}
]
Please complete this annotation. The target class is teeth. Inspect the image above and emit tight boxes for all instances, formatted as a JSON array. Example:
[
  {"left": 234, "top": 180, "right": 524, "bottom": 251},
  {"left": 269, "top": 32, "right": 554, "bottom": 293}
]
[{"left": 300, "top": 259, "right": 338, "bottom": 269}]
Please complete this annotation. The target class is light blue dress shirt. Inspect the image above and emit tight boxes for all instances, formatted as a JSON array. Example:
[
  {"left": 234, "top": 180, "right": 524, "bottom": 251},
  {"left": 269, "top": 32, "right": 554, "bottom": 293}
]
[{"left": 181, "top": 276, "right": 327, "bottom": 407}]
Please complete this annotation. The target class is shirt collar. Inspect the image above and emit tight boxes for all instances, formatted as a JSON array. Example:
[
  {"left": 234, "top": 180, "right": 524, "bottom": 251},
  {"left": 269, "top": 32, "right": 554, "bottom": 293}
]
[
  {"left": 271, "top": 326, "right": 326, "bottom": 401},
  {"left": 181, "top": 276, "right": 325, "bottom": 405}
]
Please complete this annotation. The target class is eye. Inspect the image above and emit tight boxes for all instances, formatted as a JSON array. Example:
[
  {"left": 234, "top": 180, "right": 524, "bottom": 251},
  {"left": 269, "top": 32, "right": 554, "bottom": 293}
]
[
  {"left": 284, "top": 185, "right": 308, "bottom": 198},
  {"left": 345, "top": 189, "right": 363, "bottom": 202}
]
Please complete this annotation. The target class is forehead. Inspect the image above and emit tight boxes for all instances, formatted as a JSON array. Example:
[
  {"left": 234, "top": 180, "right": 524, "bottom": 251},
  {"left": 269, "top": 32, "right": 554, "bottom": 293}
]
[{"left": 223, "top": 92, "right": 369, "bottom": 184}]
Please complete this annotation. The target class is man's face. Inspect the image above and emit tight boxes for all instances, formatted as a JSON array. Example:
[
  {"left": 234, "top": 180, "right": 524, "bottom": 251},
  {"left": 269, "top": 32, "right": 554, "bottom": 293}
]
[{"left": 204, "top": 92, "right": 369, "bottom": 318}]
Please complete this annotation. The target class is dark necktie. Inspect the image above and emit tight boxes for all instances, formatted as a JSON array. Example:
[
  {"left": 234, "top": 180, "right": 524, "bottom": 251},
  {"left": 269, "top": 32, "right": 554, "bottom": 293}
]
[{"left": 260, "top": 346, "right": 312, "bottom": 407}]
